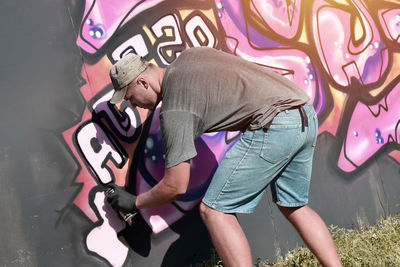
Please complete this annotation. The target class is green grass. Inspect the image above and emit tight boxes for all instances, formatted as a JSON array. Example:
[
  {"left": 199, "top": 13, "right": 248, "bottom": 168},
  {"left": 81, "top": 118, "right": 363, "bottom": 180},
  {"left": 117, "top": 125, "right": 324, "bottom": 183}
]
[{"left": 196, "top": 214, "right": 400, "bottom": 267}]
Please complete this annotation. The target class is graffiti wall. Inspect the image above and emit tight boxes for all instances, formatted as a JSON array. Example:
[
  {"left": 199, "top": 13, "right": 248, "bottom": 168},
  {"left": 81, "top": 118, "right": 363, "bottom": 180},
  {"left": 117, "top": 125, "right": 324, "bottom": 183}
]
[{"left": 1, "top": 0, "right": 400, "bottom": 266}]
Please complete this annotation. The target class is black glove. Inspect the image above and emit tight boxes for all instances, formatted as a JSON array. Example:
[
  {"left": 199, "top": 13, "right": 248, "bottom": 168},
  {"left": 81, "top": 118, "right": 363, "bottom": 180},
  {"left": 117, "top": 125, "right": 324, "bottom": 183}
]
[{"left": 106, "top": 183, "right": 138, "bottom": 213}]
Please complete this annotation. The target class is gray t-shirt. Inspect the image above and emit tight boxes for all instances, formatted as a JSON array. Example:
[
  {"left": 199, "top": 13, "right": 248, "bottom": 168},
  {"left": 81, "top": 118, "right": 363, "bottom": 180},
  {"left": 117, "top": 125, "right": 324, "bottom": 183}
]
[{"left": 160, "top": 47, "right": 311, "bottom": 168}]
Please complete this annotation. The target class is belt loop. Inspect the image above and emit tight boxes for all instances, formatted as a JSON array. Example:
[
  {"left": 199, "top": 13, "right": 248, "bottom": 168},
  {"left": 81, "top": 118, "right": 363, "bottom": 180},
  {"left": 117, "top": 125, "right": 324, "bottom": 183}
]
[{"left": 299, "top": 106, "right": 308, "bottom": 132}]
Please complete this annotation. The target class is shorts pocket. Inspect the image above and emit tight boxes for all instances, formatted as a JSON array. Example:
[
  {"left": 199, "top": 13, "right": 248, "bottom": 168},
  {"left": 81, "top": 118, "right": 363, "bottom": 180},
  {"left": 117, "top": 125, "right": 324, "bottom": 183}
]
[{"left": 260, "top": 126, "right": 301, "bottom": 164}]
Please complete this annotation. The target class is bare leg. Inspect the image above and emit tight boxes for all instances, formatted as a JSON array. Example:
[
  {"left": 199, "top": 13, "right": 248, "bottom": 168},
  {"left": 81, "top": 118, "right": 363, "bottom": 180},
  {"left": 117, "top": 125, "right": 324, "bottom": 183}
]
[
  {"left": 199, "top": 202, "right": 252, "bottom": 267},
  {"left": 278, "top": 205, "right": 342, "bottom": 267}
]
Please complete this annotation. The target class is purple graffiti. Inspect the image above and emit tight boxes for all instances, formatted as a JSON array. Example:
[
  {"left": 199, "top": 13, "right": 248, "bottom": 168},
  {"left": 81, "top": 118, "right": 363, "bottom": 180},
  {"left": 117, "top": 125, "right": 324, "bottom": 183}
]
[
  {"left": 216, "top": 0, "right": 325, "bottom": 114},
  {"left": 312, "top": 0, "right": 389, "bottom": 88},
  {"left": 77, "top": 0, "right": 164, "bottom": 53},
  {"left": 379, "top": 8, "right": 400, "bottom": 43},
  {"left": 338, "top": 80, "right": 400, "bottom": 172},
  {"left": 248, "top": 0, "right": 302, "bottom": 39},
  {"left": 66, "top": 0, "right": 400, "bottom": 265},
  {"left": 137, "top": 106, "right": 239, "bottom": 233}
]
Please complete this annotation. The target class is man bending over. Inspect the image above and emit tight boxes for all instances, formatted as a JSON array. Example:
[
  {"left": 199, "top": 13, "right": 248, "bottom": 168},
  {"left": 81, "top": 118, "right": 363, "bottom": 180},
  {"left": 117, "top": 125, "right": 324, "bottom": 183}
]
[{"left": 106, "top": 47, "right": 341, "bottom": 267}]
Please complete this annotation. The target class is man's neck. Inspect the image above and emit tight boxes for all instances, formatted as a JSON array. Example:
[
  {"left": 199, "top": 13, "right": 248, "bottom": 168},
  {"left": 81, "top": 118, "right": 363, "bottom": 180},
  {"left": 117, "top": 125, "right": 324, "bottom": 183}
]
[{"left": 154, "top": 66, "right": 166, "bottom": 96}]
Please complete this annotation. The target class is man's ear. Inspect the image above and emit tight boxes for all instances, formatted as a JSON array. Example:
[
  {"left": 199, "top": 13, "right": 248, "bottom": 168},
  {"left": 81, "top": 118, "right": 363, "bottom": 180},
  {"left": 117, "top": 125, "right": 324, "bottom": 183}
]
[{"left": 137, "top": 77, "right": 148, "bottom": 89}]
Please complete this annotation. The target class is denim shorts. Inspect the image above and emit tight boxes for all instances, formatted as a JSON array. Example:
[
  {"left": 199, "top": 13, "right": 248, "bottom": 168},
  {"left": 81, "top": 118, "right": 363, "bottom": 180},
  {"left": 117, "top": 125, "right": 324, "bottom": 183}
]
[{"left": 202, "top": 105, "right": 318, "bottom": 213}]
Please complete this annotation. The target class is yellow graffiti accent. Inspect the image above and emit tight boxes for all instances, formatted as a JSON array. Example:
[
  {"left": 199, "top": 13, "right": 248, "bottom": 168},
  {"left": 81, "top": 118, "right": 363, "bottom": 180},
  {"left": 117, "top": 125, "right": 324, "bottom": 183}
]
[
  {"left": 149, "top": 58, "right": 157, "bottom": 65},
  {"left": 179, "top": 8, "right": 218, "bottom": 28},
  {"left": 165, "top": 50, "right": 173, "bottom": 57},
  {"left": 332, "top": 0, "right": 350, "bottom": 5},
  {"left": 143, "top": 25, "right": 156, "bottom": 45},
  {"left": 179, "top": 9, "right": 192, "bottom": 20},
  {"left": 385, "top": 0, "right": 400, "bottom": 3},
  {"left": 197, "top": 29, "right": 207, "bottom": 44},
  {"left": 354, "top": 16, "right": 363, "bottom": 42},
  {"left": 163, "top": 27, "right": 174, "bottom": 37},
  {"left": 299, "top": 24, "right": 309, "bottom": 44}
]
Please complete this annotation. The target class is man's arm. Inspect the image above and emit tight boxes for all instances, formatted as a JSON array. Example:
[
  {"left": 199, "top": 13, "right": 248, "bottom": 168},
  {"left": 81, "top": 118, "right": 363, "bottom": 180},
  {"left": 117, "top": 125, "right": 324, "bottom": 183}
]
[{"left": 135, "top": 160, "right": 191, "bottom": 209}]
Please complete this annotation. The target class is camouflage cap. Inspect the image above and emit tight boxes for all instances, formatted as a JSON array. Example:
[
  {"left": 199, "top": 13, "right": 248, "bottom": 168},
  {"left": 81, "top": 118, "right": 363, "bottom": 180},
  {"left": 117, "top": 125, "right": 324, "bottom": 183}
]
[{"left": 109, "top": 53, "right": 149, "bottom": 104}]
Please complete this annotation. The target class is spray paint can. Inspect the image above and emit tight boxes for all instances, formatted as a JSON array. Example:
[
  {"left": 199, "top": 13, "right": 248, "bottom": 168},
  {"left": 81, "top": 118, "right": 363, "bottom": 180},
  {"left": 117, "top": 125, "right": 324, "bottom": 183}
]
[{"left": 105, "top": 187, "right": 137, "bottom": 226}]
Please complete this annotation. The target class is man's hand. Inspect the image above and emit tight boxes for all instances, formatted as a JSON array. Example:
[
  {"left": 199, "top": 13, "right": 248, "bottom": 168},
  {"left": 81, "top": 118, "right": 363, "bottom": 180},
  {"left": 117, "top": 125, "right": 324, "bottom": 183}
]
[{"left": 106, "top": 183, "right": 138, "bottom": 213}]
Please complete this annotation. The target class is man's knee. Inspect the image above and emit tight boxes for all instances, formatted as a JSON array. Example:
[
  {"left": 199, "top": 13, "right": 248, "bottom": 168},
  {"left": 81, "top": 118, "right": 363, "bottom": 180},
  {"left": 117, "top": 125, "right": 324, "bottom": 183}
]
[
  {"left": 277, "top": 204, "right": 307, "bottom": 220},
  {"left": 199, "top": 202, "right": 216, "bottom": 222},
  {"left": 199, "top": 202, "right": 210, "bottom": 220}
]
